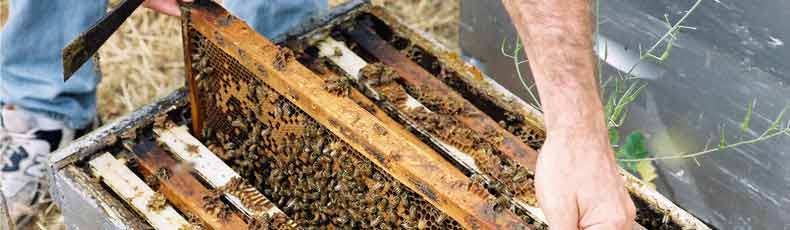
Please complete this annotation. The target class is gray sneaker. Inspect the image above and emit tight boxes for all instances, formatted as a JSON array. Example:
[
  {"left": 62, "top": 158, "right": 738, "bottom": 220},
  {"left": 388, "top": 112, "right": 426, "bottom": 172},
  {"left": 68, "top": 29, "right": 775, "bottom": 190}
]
[{"left": 0, "top": 105, "right": 85, "bottom": 224}]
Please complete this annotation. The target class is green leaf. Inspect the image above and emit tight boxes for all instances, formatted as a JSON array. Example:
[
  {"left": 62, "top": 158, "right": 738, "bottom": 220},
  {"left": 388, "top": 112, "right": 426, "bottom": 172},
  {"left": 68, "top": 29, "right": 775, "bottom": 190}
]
[
  {"left": 741, "top": 99, "right": 756, "bottom": 133},
  {"left": 634, "top": 161, "right": 657, "bottom": 188},
  {"left": 719, "top": 127, "right": 728, "bottom": 149},
  {"left": 764, "top": 107, "right": 787, "bottom": 136},
  {"left": 614, "top": 131, "right": 655, "bottom": 182},
  {"left": 609, "top": 127, "right": 620, "bottom": 147},
  {"left": 618, "top": 131, "right": 648, "bottom": 159}
]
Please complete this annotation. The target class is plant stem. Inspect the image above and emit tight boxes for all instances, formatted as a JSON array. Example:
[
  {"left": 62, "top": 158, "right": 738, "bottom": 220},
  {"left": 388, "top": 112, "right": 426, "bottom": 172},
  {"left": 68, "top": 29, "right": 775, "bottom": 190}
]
[
  {"left": 640, "top": 0, "right": 703, "bottom": 59},
  {"left": 503, "top": 38, "right": 542, "bottom": 109},
  {"left": 618, "top": 128, "right": 789, "bottom": 162}
]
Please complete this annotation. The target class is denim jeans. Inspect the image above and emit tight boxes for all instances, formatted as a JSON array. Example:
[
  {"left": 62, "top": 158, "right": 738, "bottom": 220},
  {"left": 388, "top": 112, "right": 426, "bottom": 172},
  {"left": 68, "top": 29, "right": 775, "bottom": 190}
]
[{"left": 0, "top": 0, "right": 327, "bottom": 129}]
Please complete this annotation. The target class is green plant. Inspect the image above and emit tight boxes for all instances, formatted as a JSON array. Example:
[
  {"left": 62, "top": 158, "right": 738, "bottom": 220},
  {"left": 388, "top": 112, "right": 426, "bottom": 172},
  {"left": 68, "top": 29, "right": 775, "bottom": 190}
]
[
  {"left": 501, "top": 0, "right": 780, "bottom": 183},
  {"left": 500, "top": 38, "right": 541, "bottom": 109},
  {"left": 618, "top": 106, "right": 789, "bottom": 162}
]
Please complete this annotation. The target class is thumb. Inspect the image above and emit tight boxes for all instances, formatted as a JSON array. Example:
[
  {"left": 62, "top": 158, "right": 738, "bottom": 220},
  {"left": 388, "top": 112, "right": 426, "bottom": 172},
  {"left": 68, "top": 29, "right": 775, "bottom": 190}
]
[{"left": 143, "top": 0, "right": 189, "bottom": 16}]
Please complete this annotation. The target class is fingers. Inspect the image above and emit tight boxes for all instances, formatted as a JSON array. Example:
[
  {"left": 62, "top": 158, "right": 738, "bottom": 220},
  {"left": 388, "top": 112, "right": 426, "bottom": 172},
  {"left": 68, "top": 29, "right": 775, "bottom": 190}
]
[
  {"left": 535, "top": 170, "right": 580, "bottom": 230},
  {"left": 583, "top": 221, "right": 641, "bottom": 230},
  {"left": 143, "top": 0, "right": 192, "bottom": 16},
  {"left": 578, "top": 193, "right": 637, "bottom": 230}
]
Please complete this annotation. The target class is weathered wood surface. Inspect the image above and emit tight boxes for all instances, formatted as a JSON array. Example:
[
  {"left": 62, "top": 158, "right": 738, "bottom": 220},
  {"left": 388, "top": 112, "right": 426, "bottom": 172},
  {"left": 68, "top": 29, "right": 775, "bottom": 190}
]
[
  {"left": 129, "top": 139, "right": 248, "bottom": 229},
  {"left": 346, "top": 26, "right": 539, "bottom": 171},
  {"left": 316, "top": 38, "right": 480, "bottom": 172},
  {"left": 366, "top": 7, "right": 547, "bottom": 133},
  {"left": 88, "top": 153, "right": 190, "bottom": 229},
  {"left": 155, "top": 126, "right": 288, "bottom": 220},
  {"left": 186, "top": 2, "right": 532, "bottom": 228}
]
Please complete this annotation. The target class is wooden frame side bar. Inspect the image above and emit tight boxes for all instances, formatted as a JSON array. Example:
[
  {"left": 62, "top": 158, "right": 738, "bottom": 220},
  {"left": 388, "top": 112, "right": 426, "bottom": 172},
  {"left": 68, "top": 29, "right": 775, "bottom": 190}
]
[
  {"left": 88, "top": 153, "right": 191, "bottom": 229},
  {"left": 155, "top": 126, "right": 288, "bottom": 220},
  {"left": 128, "top": 140, "right": 248, "bottom": 229},
  {"left": 345, "top": 25, "right": 539, "bottom": 171}
]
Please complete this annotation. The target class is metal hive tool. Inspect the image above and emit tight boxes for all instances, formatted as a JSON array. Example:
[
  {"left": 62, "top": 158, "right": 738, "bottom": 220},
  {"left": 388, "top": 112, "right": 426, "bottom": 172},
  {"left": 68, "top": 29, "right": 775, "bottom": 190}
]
[{"left": 48, "top": 1, "right": 711, "bottom": 229}]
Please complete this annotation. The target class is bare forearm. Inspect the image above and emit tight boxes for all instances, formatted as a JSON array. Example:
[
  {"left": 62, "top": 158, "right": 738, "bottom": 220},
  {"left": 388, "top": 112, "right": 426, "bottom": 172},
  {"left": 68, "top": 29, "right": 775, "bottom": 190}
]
[
  {"left": 503, "top": 1, "right": 635, "bottom": 228},
  {"left": 503, "top": 0, "right": 607, "bottom": 144}
]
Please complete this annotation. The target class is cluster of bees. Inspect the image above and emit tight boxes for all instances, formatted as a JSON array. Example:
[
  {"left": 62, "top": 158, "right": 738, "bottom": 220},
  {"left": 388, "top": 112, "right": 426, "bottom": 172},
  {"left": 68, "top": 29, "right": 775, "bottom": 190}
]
[
  {"left": 202, "top": 189, "right": 234, "bottom": 222},
  {"left": 390, "top": 35, "right": 547, "bottom": 151},
  {"left": 635, "top": 203, "right": 679, "bottom": 230},
  {"left": 191, "top": 36, "right": 463, "bottom": 229},
  {"left": 358, "top": 63, "right": 537, "bottom": 206}
]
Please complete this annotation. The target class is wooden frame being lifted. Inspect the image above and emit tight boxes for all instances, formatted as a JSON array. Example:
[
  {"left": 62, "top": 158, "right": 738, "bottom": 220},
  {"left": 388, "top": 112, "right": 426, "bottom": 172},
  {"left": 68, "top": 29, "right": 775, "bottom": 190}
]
[{"left": 183, "top": 1, "right": 531, "bottom": 228}]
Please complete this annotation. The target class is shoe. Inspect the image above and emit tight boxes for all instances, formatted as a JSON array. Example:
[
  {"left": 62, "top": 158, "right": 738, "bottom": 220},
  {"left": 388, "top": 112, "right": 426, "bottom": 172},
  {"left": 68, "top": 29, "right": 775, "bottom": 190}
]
[{"left": 0, "top": 105, "right": 92, "bottom": 224}]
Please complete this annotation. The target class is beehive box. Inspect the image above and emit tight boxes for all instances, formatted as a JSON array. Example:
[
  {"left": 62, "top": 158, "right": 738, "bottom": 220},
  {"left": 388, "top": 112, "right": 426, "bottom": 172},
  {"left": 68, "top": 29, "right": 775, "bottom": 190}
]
[{"left": 49, "top": 1, "right": 710, "bottom": 229}]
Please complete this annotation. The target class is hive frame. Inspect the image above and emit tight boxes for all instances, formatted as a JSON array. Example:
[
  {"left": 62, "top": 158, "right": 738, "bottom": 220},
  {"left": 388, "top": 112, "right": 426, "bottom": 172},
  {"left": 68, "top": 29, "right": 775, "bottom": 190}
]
[
  {"left": 182, "top": 1, "right": 532, "bottom": 228},
  {"left": 48, "top": 1, "right": 369, "bottom": 228}
]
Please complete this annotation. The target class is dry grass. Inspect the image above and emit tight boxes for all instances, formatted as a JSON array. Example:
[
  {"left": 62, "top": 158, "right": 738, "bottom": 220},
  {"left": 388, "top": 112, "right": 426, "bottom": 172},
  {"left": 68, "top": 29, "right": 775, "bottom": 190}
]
[
  {"left": 96, "top": 9, "right": 184, "bottom": 121},
  {"left": 1, "top": 0, "right": 7, "bottom": 28},
  {"left": 370, "top": 0, "right": 459, "bottom": 51},
  {"left": 0, "top": 0, "right": 457, "bottom": 229}
]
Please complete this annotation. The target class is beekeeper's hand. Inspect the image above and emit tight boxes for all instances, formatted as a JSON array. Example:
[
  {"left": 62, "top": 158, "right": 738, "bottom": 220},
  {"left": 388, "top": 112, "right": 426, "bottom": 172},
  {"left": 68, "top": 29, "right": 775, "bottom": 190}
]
[
  {"left": 502, "top": 0, "right": 637, "bottom": 228},
  {"left": 144, "top": 0, "right": 193, "bottom": 16}
]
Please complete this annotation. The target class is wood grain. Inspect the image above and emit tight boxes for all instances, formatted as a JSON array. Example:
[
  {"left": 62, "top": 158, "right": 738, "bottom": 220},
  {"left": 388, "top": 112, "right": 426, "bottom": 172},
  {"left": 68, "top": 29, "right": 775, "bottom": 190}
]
[{"left": 129, "top": 139, "right": 248, "bottom": 230}]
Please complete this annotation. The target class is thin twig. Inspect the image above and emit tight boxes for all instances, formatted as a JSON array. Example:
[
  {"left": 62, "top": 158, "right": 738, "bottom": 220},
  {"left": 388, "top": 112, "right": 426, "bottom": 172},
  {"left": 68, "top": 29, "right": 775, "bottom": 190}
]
[
  {"left": 640, "top": 0, "right": 703, "bottom": 59},
  {"left": 619, "top": 128, "right": 789, "bottom": 162},
  {"left": 501, "top": 38, "right": 542, "bottom": 109}
]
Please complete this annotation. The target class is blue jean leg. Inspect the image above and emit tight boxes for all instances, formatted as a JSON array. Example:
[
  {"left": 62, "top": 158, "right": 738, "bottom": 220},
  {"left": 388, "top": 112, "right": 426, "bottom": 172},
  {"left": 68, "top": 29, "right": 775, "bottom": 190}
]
[
  {"left": 0, "top": 0, "right": 326, "bottom": 130},
  {"left": 225, "top": 0, "right": 328, "bottom": 39},
  {"left": 0, "top": 0, "right": 106, "bottom": 129}
]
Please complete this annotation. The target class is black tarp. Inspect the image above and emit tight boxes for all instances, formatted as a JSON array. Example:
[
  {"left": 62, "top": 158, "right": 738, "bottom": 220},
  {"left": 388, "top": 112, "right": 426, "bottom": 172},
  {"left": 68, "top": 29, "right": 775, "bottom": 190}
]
[{"left": 459, "top": 0, "right": 790, "bottom": 229}]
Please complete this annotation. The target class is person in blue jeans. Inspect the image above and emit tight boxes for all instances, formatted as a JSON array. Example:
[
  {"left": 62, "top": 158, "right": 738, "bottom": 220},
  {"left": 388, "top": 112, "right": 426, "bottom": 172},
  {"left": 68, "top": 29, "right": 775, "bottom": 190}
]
[{"left": 0, "top": 0, "right": 326, "bottom": 223}]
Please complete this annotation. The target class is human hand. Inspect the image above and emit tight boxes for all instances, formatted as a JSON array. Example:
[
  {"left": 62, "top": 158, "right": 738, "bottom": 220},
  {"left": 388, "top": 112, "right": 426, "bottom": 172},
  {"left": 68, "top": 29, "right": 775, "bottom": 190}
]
[
  {"left": 535, "top": 134, "right": 636, "bottom": 229},
  {"left": 143, "top": 0, "right": 193, "bottom": 16}
]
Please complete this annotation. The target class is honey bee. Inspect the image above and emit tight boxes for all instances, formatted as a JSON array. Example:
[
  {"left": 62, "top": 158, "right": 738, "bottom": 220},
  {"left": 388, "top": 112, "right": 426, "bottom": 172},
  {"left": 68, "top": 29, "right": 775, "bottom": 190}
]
[
  {"left": 273, "top": 48, "right": 293, "bottom": 71},
  {"left": 493, "top": 196, "right": 511, "bottom": 213},
  {"left": 120, "top": 128, "right": 137, "bottom": 141},
  {"left": 147, "top": 192, "right": 167, "bottom": 212},
  {"left": 103, "top": 134, "right": 119, "bottom": 146},
  {"left": 512, "top": 167, "right": 530, "bottom": 183},
  {"left": 154, "top": 167, "right": 170, "bottom": 180},
  {"left": 333, "top": 216, "right": 348, "bottom": 225},
  {"left": 370, "top": 215, "right": 382, "bottom": 227},
  {"left": 435, "top": 213, "right": 447, "bottom": 224},
  {"left": 416, "top": 217, "right": 428, "bottom": 229},
  {"left": 324, "top": 76, "right": 352, "bottom": 97}
]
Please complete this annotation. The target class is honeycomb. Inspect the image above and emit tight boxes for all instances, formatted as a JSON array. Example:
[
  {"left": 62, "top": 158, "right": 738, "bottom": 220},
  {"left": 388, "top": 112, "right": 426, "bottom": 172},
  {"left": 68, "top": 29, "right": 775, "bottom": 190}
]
[{"left": 188, "top": 29, "right": 463, "bottom": 229}]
